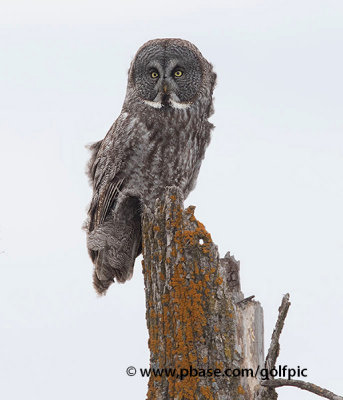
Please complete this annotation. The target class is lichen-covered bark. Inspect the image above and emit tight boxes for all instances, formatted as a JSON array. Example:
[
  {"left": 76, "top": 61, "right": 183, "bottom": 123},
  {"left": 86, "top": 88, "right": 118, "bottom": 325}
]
[
  {"left": 141, "top": 188, "right": 339, "bottom": 400},
  {"left": 142, "top": 187, "right": 244, "bottom": 400}
]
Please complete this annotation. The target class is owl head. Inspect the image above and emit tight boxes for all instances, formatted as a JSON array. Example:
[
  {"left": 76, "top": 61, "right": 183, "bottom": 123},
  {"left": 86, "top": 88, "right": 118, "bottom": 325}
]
[{"left": 126, "top": 38, "right": 216, "bottom": 111}]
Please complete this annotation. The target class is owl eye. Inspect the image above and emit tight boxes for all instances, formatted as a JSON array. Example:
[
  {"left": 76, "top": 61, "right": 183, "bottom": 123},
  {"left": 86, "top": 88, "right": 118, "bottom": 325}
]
[
  {"left": 174, "top": 70, "right": 183, "bottom": 77},
  {"left": 151, "top": 70, "right": 159, "bottom": 79}
]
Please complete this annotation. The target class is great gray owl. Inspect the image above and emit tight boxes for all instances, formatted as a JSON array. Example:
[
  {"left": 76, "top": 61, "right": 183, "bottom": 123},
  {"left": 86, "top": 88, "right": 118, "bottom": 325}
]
[{"left": 85, "top": 38, "right": 216, "bottom": 295}]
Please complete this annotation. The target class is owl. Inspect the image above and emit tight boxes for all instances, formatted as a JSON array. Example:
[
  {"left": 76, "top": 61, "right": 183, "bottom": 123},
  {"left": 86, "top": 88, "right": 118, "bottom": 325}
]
[{"left": 85, "top": 38, "right": 216, "bottom": 295}]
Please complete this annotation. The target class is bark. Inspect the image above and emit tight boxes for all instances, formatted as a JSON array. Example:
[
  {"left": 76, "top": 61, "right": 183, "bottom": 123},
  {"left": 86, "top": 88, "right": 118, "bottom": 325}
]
[{"left": 142, "top": 187, "right": 264, "bottom": 400}]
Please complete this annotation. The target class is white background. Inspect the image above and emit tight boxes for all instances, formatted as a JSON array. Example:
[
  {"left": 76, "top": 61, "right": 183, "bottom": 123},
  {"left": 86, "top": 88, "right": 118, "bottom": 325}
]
[{"left": 0, "top": 1, "right": 342, "bottom": 399}]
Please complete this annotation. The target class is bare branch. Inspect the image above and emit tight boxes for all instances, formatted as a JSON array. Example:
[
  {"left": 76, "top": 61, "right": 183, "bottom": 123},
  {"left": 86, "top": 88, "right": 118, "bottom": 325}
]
[
  {"left": 261, "top": 379, "right": 343, "bottom": 400},
  {"left": 265, "top": 293, "right": 291, "bottom": 370},
  {"left": 255, "top": 294, "right": 291, "bottom": 399}
]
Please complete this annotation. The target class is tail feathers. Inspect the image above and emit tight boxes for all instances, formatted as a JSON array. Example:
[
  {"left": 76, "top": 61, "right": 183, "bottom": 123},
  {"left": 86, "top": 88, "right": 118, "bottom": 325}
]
[
  {"left": 87, "top": 196, "right": 142, "bottom": 295},
  {"left": 92, "top": 266, "right": 114, "bottom": 296}
]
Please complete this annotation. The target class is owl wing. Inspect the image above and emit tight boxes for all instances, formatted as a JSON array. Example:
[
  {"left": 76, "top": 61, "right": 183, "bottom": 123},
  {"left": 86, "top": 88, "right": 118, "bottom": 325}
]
[
  {"left": 88, "top": 178, "right": 124, "bottom": 231},
  {"left": 85, "top": 118, "right": 142, "bottom": 295},
  {"left": 86, "top": 121, "right": 124, "bottom": 232}
]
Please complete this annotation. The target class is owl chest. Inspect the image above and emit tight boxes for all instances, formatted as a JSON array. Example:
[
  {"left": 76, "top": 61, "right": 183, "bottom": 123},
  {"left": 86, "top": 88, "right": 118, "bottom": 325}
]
[{"left": 125, "top": 122, "right": 204, "bottom": 197}]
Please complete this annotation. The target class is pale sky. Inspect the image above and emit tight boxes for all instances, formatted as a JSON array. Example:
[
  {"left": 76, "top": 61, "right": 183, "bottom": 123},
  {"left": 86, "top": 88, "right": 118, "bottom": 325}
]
[{"left": 1, "top": 1, "right": 342, "bottom": 399}]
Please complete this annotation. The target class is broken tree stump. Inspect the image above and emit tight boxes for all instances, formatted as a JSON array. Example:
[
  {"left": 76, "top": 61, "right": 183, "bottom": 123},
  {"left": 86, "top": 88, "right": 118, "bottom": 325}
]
[{"left": 142, "top": 187, "right": 265, "bottom": 400}]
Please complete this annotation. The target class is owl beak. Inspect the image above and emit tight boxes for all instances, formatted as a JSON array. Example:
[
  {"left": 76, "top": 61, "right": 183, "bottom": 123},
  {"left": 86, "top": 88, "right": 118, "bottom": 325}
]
[{"left": 161, "top": 81, "right": 170, "bottom": 107}]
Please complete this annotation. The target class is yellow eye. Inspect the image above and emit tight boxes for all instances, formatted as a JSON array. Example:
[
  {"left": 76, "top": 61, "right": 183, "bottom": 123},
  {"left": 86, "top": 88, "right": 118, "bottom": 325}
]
[
  {"left": 174, "top": 70, "right": 183, "bottom": 77},
  {"left": 151, "top": 71, "right": 159, "bottom": 78}
]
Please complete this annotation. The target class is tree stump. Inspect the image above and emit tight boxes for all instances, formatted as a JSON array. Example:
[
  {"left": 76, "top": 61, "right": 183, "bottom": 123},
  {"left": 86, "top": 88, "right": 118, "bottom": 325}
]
[{"left": 142, "top": 187, "right": 265, "bottom": 400}]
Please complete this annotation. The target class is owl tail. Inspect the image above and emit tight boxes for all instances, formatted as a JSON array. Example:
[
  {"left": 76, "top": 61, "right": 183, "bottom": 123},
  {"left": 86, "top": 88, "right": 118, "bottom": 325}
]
[{"left": 87, "top": 196, "right": 142, "bottom": 295}]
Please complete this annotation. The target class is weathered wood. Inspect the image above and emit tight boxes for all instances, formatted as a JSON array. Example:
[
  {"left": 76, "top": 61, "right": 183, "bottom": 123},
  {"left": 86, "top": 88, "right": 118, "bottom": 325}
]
[
  {"left": 265, "top": 294, "right": 290, "bottom": 371},
  {"left": 221, "top": 252, "right": 265, "bottom": 399},
  {"left": 236, "top": 298, "right": 264, "bottom": 398},
  {"left": 142, "top": 187, "right": 265, "bottom": 399}
]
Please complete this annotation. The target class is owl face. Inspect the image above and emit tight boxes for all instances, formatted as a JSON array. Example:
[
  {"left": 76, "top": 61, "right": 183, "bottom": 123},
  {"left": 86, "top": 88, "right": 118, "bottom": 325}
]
[{"left": 132, "top": 41, "right": 203, "bottom": 109}]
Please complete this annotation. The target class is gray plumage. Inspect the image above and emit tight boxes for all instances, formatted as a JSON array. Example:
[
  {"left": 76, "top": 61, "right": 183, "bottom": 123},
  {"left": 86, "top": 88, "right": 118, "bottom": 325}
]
[{"left": 84, "top": 38, "right": 216, "bottom": 295}]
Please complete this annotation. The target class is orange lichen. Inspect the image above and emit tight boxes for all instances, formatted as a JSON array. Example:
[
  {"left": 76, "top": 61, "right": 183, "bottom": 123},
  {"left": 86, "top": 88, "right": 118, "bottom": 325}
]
[
  {"left": 173, "top": 219, "right": 212, "bottom": 257},
  {"left": 200, "top": 385, "right": 214, "bottom": 400},
  {"left": 215, "top": 276, "right": 223, "bottom": 285},
  {"left": 171, "top": 247, "right": 177, "bottom": 258},
  {"left": 153, "top": 225, "right": 160, "bottom": 232},
  {"left": 163, "top": 258, "right": 206, "bottom": 398},
  {"left": 215, "top": 361, "right": 224, "bottom": 370},
  {"left": 237, "top": 385, "right": 245, "bottom": 395},
  {"left": 185, "top": 206, "right": 195, "bottom": 215},
  {"left": 170, "top": 206, "right": 183, "bottom": 229},
  {"left": 194, "top": 262, "right": 199, "bottom": 275}
]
